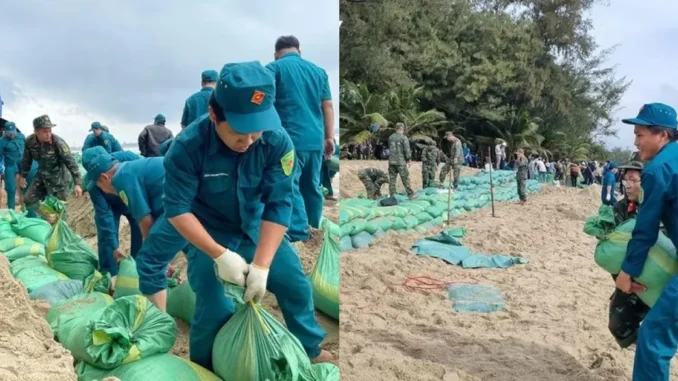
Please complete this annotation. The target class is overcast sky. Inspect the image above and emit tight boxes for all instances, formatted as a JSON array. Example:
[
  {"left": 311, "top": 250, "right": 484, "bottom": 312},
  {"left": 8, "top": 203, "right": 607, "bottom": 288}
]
[
  {"left": 0, "top": 0, "right": 339, "bottom": 147},
  {"left": 591, "top": 0, "right": 678, "bottom": 149}
]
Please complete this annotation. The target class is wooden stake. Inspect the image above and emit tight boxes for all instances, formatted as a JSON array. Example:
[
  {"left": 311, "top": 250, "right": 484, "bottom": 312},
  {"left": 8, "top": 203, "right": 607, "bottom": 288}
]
[{"left": 488, "top": 147, "right": 496, "bottom": 218}]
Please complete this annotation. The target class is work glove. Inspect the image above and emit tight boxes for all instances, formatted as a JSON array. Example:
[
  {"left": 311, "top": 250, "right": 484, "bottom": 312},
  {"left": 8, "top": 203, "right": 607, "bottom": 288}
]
[
  {"left": 214, "top": 250, "right": 249, "bottom": 286},
  {"left": 243, "top": 264, "right": 269, "bottom": 304},
  {"left": 605, "top": 194, "right": 611, "bottom": 202}
]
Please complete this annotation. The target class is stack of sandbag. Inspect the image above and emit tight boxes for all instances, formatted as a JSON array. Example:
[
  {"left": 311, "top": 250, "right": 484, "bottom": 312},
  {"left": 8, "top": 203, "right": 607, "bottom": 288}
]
[
  {"left": 75, "top": 354, "right": 220, "bottom": 381},
  {"left": 309, "top": 219, "right": 340, "bottom": 320},
  {"left": 48, "top": 293, "right": 177, "bottom": 369},
  {"left": 10, "top": 255, "right": 70, "bottom": 293},
  {"left": 584, "top": 208, "right": 678, "bottom": 307},
  {"left": 212, "top": 284, "right": 340, "bottom": 381},
  {"left": 0, "top": 211, "right": 48, "bottom": 262}
]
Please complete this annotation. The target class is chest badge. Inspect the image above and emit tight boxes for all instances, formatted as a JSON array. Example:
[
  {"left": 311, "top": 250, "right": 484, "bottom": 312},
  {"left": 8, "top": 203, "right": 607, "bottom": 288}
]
[
  {"left": 119, "top": 191, "right": 129, "bottom": 206},
  {"left": 281, "top": 150, "right": 295, "bottom": 177}
]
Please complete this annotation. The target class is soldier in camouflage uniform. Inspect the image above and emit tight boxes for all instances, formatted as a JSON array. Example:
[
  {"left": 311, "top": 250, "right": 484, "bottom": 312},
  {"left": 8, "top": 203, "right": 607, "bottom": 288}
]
[
  {"left": 358, "top": 168, "right": 389, "bottom": 199},
  {"left": 20, "top": 115, "right": 83, "bottom": 222},
  {"left": 516, "top": 149, "right": 529, "bottom": 204},
  {"left": 387, "top": 123, "right": 416, "bottom": 198},
  {"left": 420, "top": 140, "right": 445, "bottom": 188},
  {"left": 439, "top": 131, "right": 464, "bottom": 189}
]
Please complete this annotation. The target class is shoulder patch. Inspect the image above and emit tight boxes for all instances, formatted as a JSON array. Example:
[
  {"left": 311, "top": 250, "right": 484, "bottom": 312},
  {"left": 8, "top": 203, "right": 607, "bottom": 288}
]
[
  {"left": 103, "top": 140, "right": 109, "bottom": 146},
  {"left": 281, "top": 150, "right": 295, "bottom": 177},
  {"left": 119, "top": 190, "right": 129, "bottom": 206},
  {"left": 61, "top": 143, "right": 70, "bottom": 153}
]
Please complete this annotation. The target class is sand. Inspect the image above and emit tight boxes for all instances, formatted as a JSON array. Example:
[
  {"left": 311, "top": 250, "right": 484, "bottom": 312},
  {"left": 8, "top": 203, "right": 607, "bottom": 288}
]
[
  {"left": 339, "top": 160, "right": 678, "bottom": 381},
  {"left": 0, "top": 172, "right": 339, "bottom": 379}
]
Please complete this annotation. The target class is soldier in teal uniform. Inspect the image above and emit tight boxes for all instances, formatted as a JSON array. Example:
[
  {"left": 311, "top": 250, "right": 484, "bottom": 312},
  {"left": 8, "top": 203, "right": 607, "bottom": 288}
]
[
  {"left": 82, "top": 122, "right": 122, "bottom": 153},
  {"left": 82, "top": 147, "right": 143, "bottom": 286},
  {"left": 181, "top": 70, "right": 218, "bottom": 129},
  {"left": 266, "top": 35, "right": 335, "bottom": 241},
  {"left": 0, "top": 122, "right": 25, "bottom": 210},
  {"left": 163, "top": 61, "right": 331, "bottom": 371},
  {"left": 82, "top": 150, "right": 184, "bottom": 311}
]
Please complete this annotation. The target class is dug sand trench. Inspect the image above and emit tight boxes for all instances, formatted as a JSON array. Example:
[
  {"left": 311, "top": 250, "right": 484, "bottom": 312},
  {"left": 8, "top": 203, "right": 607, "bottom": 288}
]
[{"left": 338, "top": 160, "right": 678, "bottom": 381}]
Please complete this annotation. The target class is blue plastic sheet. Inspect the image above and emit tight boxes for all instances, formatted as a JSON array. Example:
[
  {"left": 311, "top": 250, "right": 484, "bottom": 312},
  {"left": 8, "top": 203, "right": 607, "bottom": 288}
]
[
  {"left": 448, "top": 284, "right": 505, "bottom": 313},
  {"left": 412, "top": 229, "right": 528, "bottom": 269}
]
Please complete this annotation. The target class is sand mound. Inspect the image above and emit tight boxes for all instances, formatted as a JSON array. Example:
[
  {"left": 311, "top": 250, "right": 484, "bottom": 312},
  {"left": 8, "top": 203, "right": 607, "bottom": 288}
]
[
  {"left": 0, "top": 256, "right": 76, "bottom": 381},
  {"left": 339, "top": 161, "right": 678, "bottom": 380}
]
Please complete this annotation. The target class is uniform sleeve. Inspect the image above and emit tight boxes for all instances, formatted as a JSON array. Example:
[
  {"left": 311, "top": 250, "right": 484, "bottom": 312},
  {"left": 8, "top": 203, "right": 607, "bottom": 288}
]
[
  {"left": 110, "top": 135, "right": 122, "bottom": 153},
  {"left": 260, "top": 135, "right": 295, "bottom": 226},
  {"left": 138, "top": 128, "right": 148, "bottom": 157},
  {"left": 90, "top": 188, "right": 117, "bottom": 262},
  {"left": 622, "top": 172, "right": 666, "bottom": 277},
  {"left": 320, "top": 69, "right": 332, "bottom": 101},
  {"left": 82, "top": 135, "right": 94, "bottom": 152},
  {"left": 114, "top": 174, "right": 151, "bottom": 222},
  {"left": 163, "top": 140, "right": 200, "bottom": 218},
  {"left": 17, "top": 134, "right": 25, "bottom": 157},
  {"left": 57, "top": 140, "right": 81, "bottom": 183},
  {"left": 403, "top": 137, "right": 412, "bottom": 161},
  {"left": 180, "top": 102, "right": 190, "bottom": 127},
  {"left": 0, "top": 140, "right": 7, "bottom": 159},
  {"left": 20, "top": 140, "right": 33, "bottom": 178}
]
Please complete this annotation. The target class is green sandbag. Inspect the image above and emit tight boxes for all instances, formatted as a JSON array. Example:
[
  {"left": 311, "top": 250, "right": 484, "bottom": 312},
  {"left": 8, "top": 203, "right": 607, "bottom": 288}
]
[
  {"left": 322, "top": 218, "right": 341, "bottom": 238},
  {"left": 10, "top": 255, "right": 70, "bottom": 293},
  {"left": 390, "top": 216, "right": 407, "bottom": 230},
  {"left": 75, "top": 354, "right": 220, "bottom": 381},
  {"left": 2, "top": 241, "right": 45, "bottom": 262},
  {"left": 351, "top": 231, "right": 374, "bottom": 249},
  {"left": 55, "top": 295, "right": 177, "bottom": 369},
  {"left": 310, "top": 223, "right": 339, "bottom": 320},
  {"left": 212, "top": 284, "right": 340, "bottom": 381},
  {"left": 583, "top": 205, "right": 616, "bottom": 238},
  {"left": 114, "top": 257, "right": 142, "bottom": 298},
  {"left": 29, "top": 279, "right": 84, "bottom": 306},
  {"left": 0, "top": 219, "right": 17, "bottom": 240},
  {"left": 368, "top": 217, "right": 394, "bottom": 232},
  {"left": 44, "top": 214, "right": 99, "bottom": 281},
  {"left": 46, "top": 292, "right": 114, "bottom": 333},
  {"left": 10, "top": 212, "right": 51, "bottom": 243},
  {"left": 0, "top": 236, "right": 37, "bottom": 252},
  {"left": 326, "top": 156, "right": 339, "bottom": 172},
  {"left": 403, "top": 215, "right": 419, "bottom": 229},
  {"left": 415, "top": 211, "right": 433, "bottom": 224},
  {"left": 594, "top": 218, "right": 678, "bottom": 307},
  {"left": 167, "top": 279, "right": 197, "bottom": 324}
]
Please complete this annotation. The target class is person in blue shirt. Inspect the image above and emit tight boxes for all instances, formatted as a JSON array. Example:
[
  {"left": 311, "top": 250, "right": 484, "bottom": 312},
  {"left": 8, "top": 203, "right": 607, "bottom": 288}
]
[
  {"left": 0, "top": 122, "right": 24, "bottom": 210},
  {"left": 266, "top": 35, "right": 335, "bottom": 242},
  {"left": 181, "top": 70, "right": 218, "bottom": 129},
  {"left": 82, "top": 147, "right": 143, "bottom": 286},
  {"left": 82, "top": 122, "right": 122, "bottom": 153},
  {"left": 82, "top": 150, "right": 185, "bottom": 311},
  {"left": 601, "top": 162, "right": 619, "bottom": 206},
  {"left": 615, "top": 103, "right": 678, "bottom": 380},
  {"left": 163, "top": 61, "right": 332, "bottom": 371}
]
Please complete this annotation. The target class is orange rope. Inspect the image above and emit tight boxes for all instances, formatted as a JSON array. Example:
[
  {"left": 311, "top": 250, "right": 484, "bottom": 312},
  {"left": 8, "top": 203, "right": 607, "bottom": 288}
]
[{"left": 400, "top": 275, "right": 456, "bottom": 291}]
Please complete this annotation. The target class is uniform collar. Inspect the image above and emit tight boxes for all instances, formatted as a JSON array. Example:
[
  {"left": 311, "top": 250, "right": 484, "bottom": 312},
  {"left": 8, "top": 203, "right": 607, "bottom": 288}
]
[
  {"left": 280, "top": 51, "right": 300, "bottom": 60},
  {"left": 200, "top": 86, "right": 214, "bottom": 92},
  {"left": 207, "top": 123, "right": 268, "bottom": 156}
]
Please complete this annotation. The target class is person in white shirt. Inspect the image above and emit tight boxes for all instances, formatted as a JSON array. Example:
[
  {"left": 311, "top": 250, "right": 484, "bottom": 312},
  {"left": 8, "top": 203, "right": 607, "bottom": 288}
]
[
  {"left": 495, "top": 143, "right": 503, "bottom": 169},
  {"left": 536, "top": 157, "right": 547, "bottom": 182}
]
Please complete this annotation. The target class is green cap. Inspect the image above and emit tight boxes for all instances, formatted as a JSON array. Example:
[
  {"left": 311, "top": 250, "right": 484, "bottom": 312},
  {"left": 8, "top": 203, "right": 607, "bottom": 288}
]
[
  {"left": 201, "top": 70, "right": 219, "bottom": 82},
  {"left": 33, "top": 115, "right": 56, "bottom": 129},
  {"left": 90, "top": 121, "right": 102, "bottom": 131},
  {"left": 155, "top": 114, "right": 166, "bottom": 123},
  {"left": 619, "top": 161, "right": 644, "bottom": 171},
  {"left": 4, "top": 122, "right": 16, "bottom": 133},
  {"left": 214, "top": 61, "right": 281, "bottom": 134}
]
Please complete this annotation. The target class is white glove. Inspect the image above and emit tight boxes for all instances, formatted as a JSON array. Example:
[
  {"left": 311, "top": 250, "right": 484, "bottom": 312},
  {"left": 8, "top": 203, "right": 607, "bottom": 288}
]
[
  {"left": 214, "top": 250, "right": 249, "bottom": 286},
  {"left": 244, "top": 264, "right": 269, "bottom": 304},
  {"left": 605, "top": 194, "right": 611, "bottom": 202}
]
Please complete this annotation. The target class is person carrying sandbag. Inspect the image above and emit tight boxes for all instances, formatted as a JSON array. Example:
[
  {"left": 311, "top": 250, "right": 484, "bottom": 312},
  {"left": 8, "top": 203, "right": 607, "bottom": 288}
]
[
  {"left": 162, "top": 61, "right": 333, "bottom": 372},
  {"left": 606, "top": 161, "right": 649, "bottom": 349},
  {"left": 83, "top": 147, "right": 143, "bottom": 289},
  {"left": 82, "top": 146, "right": 185, "bottom": 311},
  {"left": 614, "top": 103, "right": 678, "bottom": 380}
]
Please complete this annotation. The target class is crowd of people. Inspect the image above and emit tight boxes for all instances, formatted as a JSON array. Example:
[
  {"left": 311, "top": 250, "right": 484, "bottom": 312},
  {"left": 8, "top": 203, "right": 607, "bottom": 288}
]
[{"left": 0, "top": 35, "right": 336, "bottom": 372}]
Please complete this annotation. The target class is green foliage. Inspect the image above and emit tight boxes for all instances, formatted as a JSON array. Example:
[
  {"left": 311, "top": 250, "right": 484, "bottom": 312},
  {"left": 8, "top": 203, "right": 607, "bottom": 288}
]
[{"left": 340, "top": 0, "right": 629, "bottom": 159}]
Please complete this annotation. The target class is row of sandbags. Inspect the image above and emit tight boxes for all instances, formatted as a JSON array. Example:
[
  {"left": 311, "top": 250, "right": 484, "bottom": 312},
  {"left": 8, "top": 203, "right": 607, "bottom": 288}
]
[
  {"left": 339, "top": 171, "right": 541, "bottom": 252},
  {"left": 3, "top": 198, "right": 340, "bottom": 380}
]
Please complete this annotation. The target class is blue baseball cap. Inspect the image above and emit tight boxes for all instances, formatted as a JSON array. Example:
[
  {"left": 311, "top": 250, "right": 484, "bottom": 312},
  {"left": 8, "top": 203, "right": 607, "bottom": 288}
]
[
  {"left": 90, "top": 121, "right": 102, "bottom": 131},
  {"left": 622, "top": 103, "right": 678, "bottom": 130},
  {"left": 82, "top": 146, "right": 118, "bottom": 190},
  {"left": 201, "top": 70, "right": 218, "bottom": 82},
  {"left": 609, "top": 161, "right": 619, "bottom": 169},
  {"left": 4, "top": 122, "right": 16, "bottom": 133},
  {"left": 214, "top": 61, "right": 281, "bottom": 134}
]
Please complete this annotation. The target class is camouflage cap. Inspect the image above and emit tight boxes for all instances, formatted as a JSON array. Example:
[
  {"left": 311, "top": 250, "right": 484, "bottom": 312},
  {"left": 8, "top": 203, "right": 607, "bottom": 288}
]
[
  {"left": 619, "top": 161, "right": 644, "bottom": 172},
  {"left": 445, "top": 131, "right": 454, "bottom": 137},
  {"left": 395, "top": 122, "right": 405, "bottom": 130},
  {"left": 33, "top": 115, "right": 56, "bottom": 129}
]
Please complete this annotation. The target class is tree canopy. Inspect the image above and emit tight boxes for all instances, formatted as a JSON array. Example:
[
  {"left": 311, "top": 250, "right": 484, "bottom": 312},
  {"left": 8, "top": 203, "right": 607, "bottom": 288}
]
[{"left": 340, "top": 0, "right": 632, "bottom": 161}]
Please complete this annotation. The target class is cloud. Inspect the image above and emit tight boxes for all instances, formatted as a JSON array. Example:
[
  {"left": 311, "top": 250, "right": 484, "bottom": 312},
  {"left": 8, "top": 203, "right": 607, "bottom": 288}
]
[
  {"left": 591, "top": 0, "right": 678, "bottom": 149},
  {"left": 0, "top": 0, "right": 339, "bottom": 145}
]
